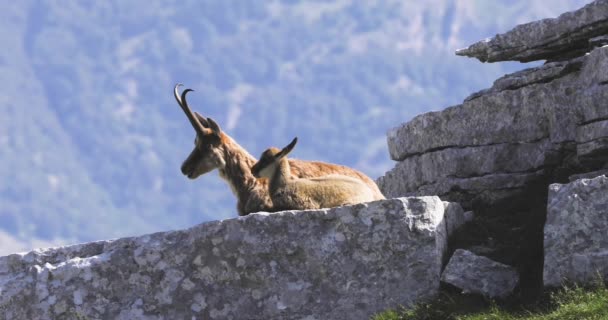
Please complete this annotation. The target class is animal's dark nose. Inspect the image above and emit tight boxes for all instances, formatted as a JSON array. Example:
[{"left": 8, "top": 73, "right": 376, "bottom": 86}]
[{"left": 181, "top": 163, "right": 191, "bottom": 176}]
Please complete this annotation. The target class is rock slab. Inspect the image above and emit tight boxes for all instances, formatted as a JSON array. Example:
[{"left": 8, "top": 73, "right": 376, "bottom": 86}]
[
  {"left": 544, "top": 175, "right": 608, "bottom": 287},
  {"left": 0, "top": 197, "right": 464, "bottom": 320},
  {"left": 441, "top": 249, "right": 519, "bottom": 299},
  {"left": 379, "top": 45, "right": 608, "bottom": 209},
  {"left": 456, "top": 0, "right": 608, "bottom": 62}
]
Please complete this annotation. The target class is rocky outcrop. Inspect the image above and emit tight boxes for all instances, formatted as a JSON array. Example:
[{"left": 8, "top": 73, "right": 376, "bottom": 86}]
[
  {"left": 441, "top": 249, "right": 518, "bottom": 299},
  {"left": 379, "top": 45, "right": 608, "bottom": 208},
  {"left": 456, "top": 0, "right": 608, "bottom": 62},
  {"left": 544, "top": 175, "right": 608, "bottom": 287},
  {"left": 0, "top": 197, "right": 464, "bottom": 320},
  {"left": 378, "top": 0, "right": 608, "bottom": 296},
  {"left": 380, "top": 52, "right": 608, "bottom": 231}
]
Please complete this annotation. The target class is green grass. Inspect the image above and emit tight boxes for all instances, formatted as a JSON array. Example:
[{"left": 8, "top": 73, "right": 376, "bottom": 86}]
[{"left": 372, "top": 284, "right": 608, "bottom": 320}]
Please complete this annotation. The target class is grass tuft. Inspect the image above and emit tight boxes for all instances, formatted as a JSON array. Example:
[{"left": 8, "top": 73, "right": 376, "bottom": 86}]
[{"left": 372, "top": 283, "right": 608, "bottom": 320}]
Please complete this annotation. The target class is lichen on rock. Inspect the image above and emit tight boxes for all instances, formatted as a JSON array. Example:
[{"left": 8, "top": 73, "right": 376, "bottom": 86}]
[
  {"left": 544, "top": 175, "right": 608, "bottom": 287},
  {"left": 0, "top": 197, "right": 465, "bottom": 320}
]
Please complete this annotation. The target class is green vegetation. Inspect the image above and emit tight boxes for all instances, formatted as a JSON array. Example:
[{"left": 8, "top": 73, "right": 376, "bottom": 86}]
[{"left": 373, "top": 284, "right": 608, "bottom": 320}]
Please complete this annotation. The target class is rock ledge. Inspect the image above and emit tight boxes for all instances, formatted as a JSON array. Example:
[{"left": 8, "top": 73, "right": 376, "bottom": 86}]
[
  {"left": 0, "top": 197, "right": 464, "bottom": 320},
  {"left": 456, "top": 0, "right": 608, "bottom": 62}
]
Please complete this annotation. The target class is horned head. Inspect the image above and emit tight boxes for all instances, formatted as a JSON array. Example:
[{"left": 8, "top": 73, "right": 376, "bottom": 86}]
[
  {"left": 174, "top": 84, "right": 226, "bottom": 179},
  {"left": 251, "top": 137, "right": 298, "bottom": 179}
]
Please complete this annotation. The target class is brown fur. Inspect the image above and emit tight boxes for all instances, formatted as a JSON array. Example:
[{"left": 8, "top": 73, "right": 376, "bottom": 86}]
[
  {"left": 212, "top": 134, "right": 384, "bottom": 215},
  {"left": 252, "top": 143, "right": 376, "bottom": 211},
  {"left": 174, "top": 85, "right": 384, "bottom": 215}
]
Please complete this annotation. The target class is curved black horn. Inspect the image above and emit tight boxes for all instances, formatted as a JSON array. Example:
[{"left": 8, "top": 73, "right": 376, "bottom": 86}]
[{"left": 173, "top": 84, "right": 206, "bottom": 135}]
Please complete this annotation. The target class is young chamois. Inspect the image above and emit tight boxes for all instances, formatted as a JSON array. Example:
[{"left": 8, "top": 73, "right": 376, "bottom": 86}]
[
  {"left": 173, "top": 84, "right": 384, "bottom": 215},
  {"left": 251, "top": 138, "right": 375, "bottom": 210}
]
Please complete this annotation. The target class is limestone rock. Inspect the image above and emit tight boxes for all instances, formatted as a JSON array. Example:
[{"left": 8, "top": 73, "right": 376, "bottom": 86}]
[
  {"left": 441, "top": 249, "right": 518, "bottom": 299},
  {"left": 386, "top": 92, "right": 553, "bottom": 162},
  {"left": 544, "top": 175, "right": 608, "bottom": 287},
  {"left": 385, "top": 48, "right": 608, "bottom": 161},
  {"left": 380, "top": 139, "right": 555, "bottom": 203},
  {"left": 456, "top": 0, "right": 608, "bottom": 62},
  {"left": 590, "top": 35, "right": 608, "bottom": 48},
  {"left": 577, "top": 119, "right": 608, "bottom": 160},
  {"left": 380, "top": 12, "right": 608, "bottom": 296},
  {"left": 379, "top": 45, "right": 608, "bottom": 209},
  {"left": 569, "top": 169, "right": 608, "bottom": 181},
  {"left": 0, "top": 197, "right": 463, "bottom": 320},
  {"left": 442, "top": 201, "right": 466, "bottom": 239}
]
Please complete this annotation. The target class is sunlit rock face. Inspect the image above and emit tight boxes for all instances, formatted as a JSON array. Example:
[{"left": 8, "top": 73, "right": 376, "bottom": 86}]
[{"left": 0, "top": 197, "right": 464, "bottom": 320}]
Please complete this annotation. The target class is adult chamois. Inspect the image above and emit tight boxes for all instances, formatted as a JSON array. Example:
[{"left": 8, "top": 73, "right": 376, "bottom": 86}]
[
  {"left": 251, "top": 137, "right": 375, "bottom": 210},
  {"left": 173, "top": 84, "right": 384, "bottom": 215}
]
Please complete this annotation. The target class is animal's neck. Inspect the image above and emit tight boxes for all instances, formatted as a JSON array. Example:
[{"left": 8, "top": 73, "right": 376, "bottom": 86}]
[
  {"left": 270, "top": 159, "right": 293, "bottom": 192},
  {"left": 218, "top": 138, "right": 262, "bottom": 199}
]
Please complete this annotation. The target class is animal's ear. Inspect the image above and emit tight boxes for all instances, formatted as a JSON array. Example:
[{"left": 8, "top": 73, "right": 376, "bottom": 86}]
[
  {"left": 194, "top": 112, "right": 210, "bottom": 127},
  {"left": 206, "top": 117, "right": 222, "bottom": 136},
  {"left": 277, "top": 137, "right": 298, "bottom": 159}
]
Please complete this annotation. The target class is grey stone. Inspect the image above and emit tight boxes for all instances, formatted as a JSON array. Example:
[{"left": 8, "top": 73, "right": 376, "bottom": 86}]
[
  {"left": 466, "top": 246, "right": 498, "bottom": 257},
  {"left": 577, "top": 120, "right": 608, "bottom": 143},
  {"left": 388, "top": 47, "right": 608, "bottom": 162},
  {"left": 0, "top": 197, "right": 460, "bottom": 320},
  {"left": 385, "top": 59, "right": 586, "bottom": 161},
  {"left": 577, "top": 119, "right": 608, "bottom": 159},
  {"left": 442, "top": 201, "right": 466, "bottom": 238},
  {"left": 456, "top": 0, "right": 608, "bottom": 62},
  {"left": 578, "top": 47, "right": 608, "bottom": 124},
  {"left": 491, "top": 58, "right": 584, "bottom": 92},
  {"left": 380, "top": 140, "right": 555, "bottom": 195},
  {"left": 416, "top": 170, "right": 546, "bottom": 194},
  {"left": 416, "top": 170, "right": 547, "bottom": 209},
  {"left": 589, "top": 35, "right": 608, "bottom": 48},
  {"left": 568, "top": 169, "right": 608, "bottom": 181},
  {"left": 386, "top": 88, "right": 554, "bottom": 161},
  {"left": 578, "top": 138, "right": 608, "bottom": 161},
  {"left": 463, "top": 211, "right": 475, "bottom": 223},
  {"left": 441, "top": 249, "right": 519, "bottom": 298},
  {"left": 580, "top": 84, "right": 608, "bottom": 123},
  {"left": 544, "top": 175, "right": 608, "bottom": 287},
  {"left": 380, "top": 46, "right": 608, "bottom": 208},
  {"left": 376, "top": 5, "right": 608, "bottom": 296}
]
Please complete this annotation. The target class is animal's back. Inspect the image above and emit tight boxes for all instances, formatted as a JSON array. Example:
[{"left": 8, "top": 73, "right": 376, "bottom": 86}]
[
  {"left": 307, "top": 174, "right": 375, "bottom": 206},
  {"left": 289, "top": 159, "right": 385, "bottom": 200},
  {"left": 270, "top": 174, "right": 375, "bottom": 210}
]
